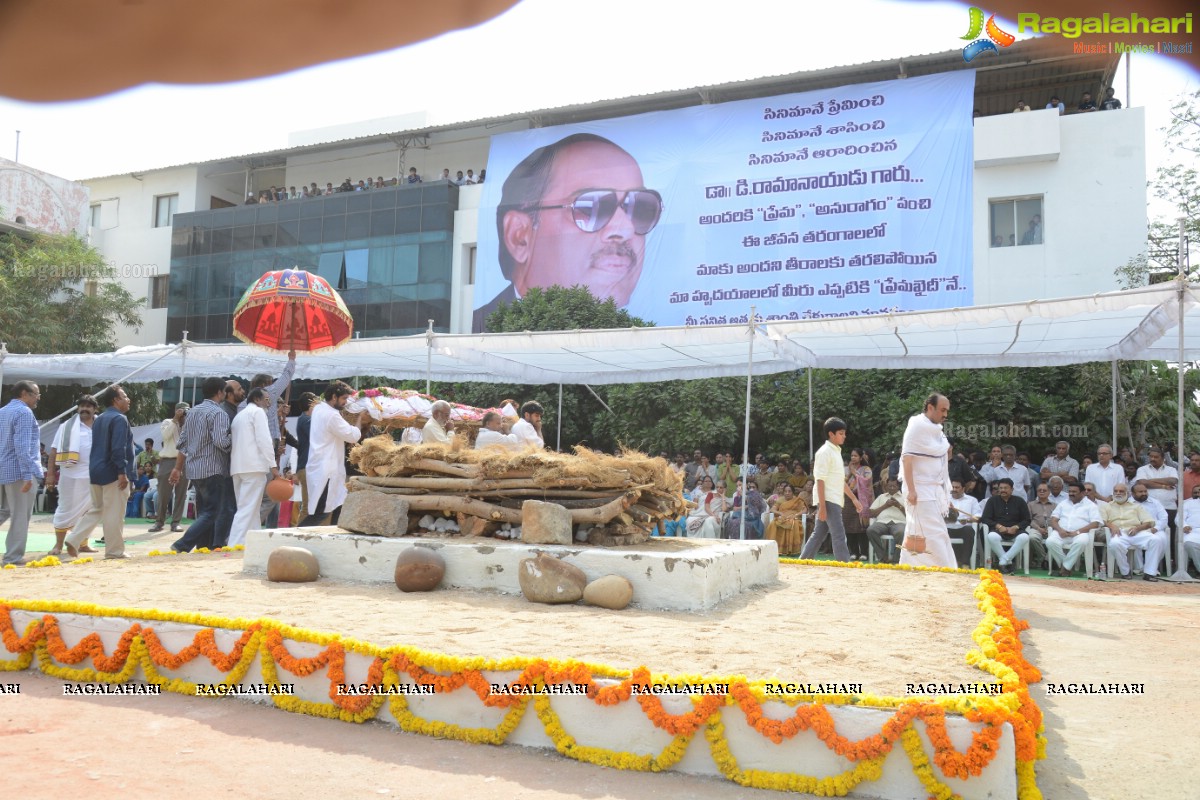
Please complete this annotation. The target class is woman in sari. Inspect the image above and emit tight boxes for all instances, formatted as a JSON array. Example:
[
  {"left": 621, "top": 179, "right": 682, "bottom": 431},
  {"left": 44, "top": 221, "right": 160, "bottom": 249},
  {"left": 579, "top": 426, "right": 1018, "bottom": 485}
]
[
  {"left": 685, "top": 476, "right": 725, "bottom": 539},
  {"left": 764, "top": 482, "right": 806, "bottom": 556},
  {"left": 843, "top": 448, "right": 874, "bottom": 560},
  {"left": 723, "top": 478, "right": 766, "bottom": 539}
]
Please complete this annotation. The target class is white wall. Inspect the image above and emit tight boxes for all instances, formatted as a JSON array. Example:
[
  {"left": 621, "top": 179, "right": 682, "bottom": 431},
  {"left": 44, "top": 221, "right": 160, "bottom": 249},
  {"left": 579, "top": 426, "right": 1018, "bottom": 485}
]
[
  {"left": 452, "top": 184, "right": 483, "bottom": 332},
  {"left": 972, "top": 108, "right": 1146, "bottom": 306},
  {"left": 86, "top": 166, "right": 201, "bottom": 347}
]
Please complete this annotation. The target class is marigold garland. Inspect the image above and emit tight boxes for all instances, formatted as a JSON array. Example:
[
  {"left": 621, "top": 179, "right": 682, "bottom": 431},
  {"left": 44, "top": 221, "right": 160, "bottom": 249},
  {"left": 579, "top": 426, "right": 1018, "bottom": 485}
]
[{"left": 0, "top": 561, "right": 1045, "bottom": 798}]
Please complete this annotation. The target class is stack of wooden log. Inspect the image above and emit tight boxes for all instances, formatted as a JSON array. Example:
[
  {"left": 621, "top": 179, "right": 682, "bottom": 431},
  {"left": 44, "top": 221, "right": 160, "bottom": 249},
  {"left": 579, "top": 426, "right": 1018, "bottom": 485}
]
[{"left": 347, "top": 436, "right": 687, "bottom": 545}]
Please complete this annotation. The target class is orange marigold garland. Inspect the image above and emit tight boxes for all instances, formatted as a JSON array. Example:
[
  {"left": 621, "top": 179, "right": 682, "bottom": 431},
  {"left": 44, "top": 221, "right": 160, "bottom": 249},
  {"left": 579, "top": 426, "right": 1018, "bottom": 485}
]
[{"left": 0, "top": 562, "right": 1046, "bottom": 798}]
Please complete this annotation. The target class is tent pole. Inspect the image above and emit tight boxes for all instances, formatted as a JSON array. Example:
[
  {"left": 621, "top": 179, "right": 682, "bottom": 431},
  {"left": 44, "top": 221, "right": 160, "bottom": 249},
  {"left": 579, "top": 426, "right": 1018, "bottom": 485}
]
[
  {"left": 425, "top": 318, "right": 434, "bottom": 395},
  {"left": 808, "top": 368, "right": 814, "bottom": 465},
  {"left": 0, "top": 340, "right": 7, "bottom": 404},
  {"left": 740, "top": 306, "right": 755, "bottom": 541},
  {"left": 38, "top": 344, "right": 183, "bottom": 430},
  {"left": 1111, "top": 360, "right": 1118, "bottom": 449},
  {"left": 557, "top": 383, "right": 563, "bottom": 453},
  {"left": 179, "top": 331, "right": 189, "bottom": 409},
  {"left": 1168, "top": 220, "right": 1194, "bottom": 581}
]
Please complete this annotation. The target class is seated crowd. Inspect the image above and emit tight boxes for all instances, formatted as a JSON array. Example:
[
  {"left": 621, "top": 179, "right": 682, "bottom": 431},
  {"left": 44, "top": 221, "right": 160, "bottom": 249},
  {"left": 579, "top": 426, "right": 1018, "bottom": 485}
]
[
  {"left": 658, "top": 440, "right": 1200, "bottom": 579},
  {"left": 244, "top": 167, "right": 485, "bottom": 204}
]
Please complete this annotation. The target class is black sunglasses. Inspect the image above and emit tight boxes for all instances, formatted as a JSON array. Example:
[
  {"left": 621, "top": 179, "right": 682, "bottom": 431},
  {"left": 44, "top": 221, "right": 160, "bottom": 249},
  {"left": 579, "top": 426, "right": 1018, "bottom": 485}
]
[{"left": 525, "top": 189, "right": 663, "bottom": 236}]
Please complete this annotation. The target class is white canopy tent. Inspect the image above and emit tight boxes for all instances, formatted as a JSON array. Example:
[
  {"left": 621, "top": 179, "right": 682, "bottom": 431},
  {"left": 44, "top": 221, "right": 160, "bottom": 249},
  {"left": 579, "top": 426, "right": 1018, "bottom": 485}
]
[
  {"left": 2, "top": 283, "right": 1198, "bottom": 386},
  {"left": 2, "top": 282, "right": 1196, "bottom": 577}
]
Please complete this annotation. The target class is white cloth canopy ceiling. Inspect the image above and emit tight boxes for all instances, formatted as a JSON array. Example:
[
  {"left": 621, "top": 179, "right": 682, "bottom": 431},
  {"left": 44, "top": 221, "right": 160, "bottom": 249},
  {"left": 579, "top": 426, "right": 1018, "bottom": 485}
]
[{"left": 3, "top": 283, "right": 1197, "bottom": 387}]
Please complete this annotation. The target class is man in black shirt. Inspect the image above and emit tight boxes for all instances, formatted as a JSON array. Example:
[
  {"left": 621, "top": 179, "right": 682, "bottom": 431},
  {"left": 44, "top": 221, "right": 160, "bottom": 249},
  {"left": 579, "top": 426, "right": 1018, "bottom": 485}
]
[{"left": 980, "top": 477, "right": 1031, "bottom": 574}]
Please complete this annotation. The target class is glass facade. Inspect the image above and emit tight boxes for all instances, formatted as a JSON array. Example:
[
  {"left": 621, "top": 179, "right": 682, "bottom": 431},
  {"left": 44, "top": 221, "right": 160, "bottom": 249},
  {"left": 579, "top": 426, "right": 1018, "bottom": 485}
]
[{"left": 167, "top": 182, "right": 458, "bottom": 343}]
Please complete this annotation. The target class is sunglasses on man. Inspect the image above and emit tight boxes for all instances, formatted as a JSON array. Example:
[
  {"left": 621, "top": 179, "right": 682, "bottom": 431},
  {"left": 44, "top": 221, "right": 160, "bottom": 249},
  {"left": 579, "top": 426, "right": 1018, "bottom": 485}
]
[{"left": 524, "top": 189, "right": 663, "bottom": 236}]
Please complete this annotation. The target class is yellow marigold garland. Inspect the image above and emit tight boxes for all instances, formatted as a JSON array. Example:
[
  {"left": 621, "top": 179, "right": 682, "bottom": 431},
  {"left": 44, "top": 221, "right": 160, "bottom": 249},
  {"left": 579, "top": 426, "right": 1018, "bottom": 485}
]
[{"left": 0, "top": 561, "right": 1044, "bottom": 797}]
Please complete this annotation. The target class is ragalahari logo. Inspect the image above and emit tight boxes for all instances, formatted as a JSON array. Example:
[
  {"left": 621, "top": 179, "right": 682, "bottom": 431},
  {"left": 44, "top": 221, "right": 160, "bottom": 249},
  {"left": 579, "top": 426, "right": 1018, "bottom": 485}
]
[{"left": 961, "top": 7, "right": 1016, "bottom": 61}]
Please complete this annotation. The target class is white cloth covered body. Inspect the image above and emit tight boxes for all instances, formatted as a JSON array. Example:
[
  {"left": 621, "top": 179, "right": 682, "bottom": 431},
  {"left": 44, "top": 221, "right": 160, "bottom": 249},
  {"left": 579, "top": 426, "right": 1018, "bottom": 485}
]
[
  {"left": 305, "top": 402, "right": 363, "bottom": 514},
  {"left": 230, "top": 405, "right": 277, "bottom": 476}
]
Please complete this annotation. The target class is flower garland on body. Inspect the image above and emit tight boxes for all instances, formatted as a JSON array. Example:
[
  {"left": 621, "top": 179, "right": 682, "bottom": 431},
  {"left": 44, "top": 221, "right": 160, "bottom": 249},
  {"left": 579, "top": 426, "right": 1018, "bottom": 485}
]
[{"left": 0, "top": 562, "right": 1044, "bottom": 798}]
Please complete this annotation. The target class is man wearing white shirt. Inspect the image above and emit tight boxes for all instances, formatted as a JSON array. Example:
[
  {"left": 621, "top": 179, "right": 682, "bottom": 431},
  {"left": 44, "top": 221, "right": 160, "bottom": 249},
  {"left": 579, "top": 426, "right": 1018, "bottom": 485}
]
[
  {"left": 1046, "top": 476, "right": 1067, "bottom": 506},
  {"left": 1131, "top": 482, "right": 1170, "bottom": 581},
  {"left": 475, "top": 412, "right": 520, "bottom": 452},
  {"left": 511, "top": 401, "right": 545, "bottom": 449},
  {"left": 302, "top": 382, "right": 367, "bottom": 526},
  {"left": 229, "top": 389, "right": 280, "bottom": 547},
  {"left": 981, "top": 445, "right": 1030, "bottom": 501},
  {"left": 421, "top": 401, "right": 455, "bottom": 444},
  {"left": 1049, "top": 481, "right": 1102, "bottom": 577},
  {"left": 946, "top": 479, "right": 982, "bottom": 568},
  {"left": 1135, "top": 446, "right": 1178, "bottom": 537},
  {"left": 149, "top": 402, "right": 188, "bottom": 533},
  {"left": 1084, "top": 444, "right": 1124, "bottom": 501},
  {"left": 1180, "top": 486, "right": 1200, "bottom": 576}
]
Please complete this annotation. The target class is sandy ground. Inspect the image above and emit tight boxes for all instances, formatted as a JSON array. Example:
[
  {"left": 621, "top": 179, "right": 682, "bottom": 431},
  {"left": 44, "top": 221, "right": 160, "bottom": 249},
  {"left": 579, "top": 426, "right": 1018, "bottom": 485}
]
[
  {"left": 2, "top": 515, "right": 1200, "bottom": 798},
  {"left": 1, "top": 546, "right": 985, "bottom": 694}
]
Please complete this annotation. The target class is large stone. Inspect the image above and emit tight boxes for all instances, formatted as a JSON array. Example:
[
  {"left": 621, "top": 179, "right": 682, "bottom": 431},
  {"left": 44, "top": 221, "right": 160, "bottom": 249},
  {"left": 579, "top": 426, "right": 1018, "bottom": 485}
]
[
  {"left": 394, "top": 547, "right": 445, "bottom": 592},
  {"left": 583, "top": 575, "right": 634, "bottom": 610},
  {"left": 338, "top": 490, "right": 410, "bottom": 537},
  {"left": 518, "top": 554, "right": 586, "bottom": 604},
  {"left": 457, "top": 513, "right": 499, "bottom": 538},
  {"left": 520, "top": 500, "right": 573, "bottom": 546},
  {"left": 266, "top": 546, "right": 319, "bottom": 583}
]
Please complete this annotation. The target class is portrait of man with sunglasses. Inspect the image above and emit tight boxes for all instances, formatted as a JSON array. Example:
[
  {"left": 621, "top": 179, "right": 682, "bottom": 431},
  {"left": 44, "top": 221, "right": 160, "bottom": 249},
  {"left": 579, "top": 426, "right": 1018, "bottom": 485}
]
[{"left": 473, "top": 133, "right": 662, "bottom": 331}]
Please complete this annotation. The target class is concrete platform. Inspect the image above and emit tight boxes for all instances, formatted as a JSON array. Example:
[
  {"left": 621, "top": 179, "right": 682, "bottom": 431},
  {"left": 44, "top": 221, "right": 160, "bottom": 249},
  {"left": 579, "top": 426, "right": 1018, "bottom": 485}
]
[{"left": 243, "top": 528, "right": 779, "bottom": 612}]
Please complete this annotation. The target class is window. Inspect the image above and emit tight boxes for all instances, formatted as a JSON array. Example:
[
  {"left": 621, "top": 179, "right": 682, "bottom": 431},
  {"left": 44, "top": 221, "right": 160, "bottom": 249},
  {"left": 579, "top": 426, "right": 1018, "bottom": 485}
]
[
  {"left": 83, "top": 280, "right": 98, "bottom": 297},
  {"left": 89, "top": 204, "right": 101, "bottom": 228},
  {"left": 989, "top": 197, "right": 1043, "bottom": 248},
  {"left": 150, "top": 275, "right": 169, "bottom": 309},
  {"left": 154, "top": 194, "right": 179, "bottom": 228}
]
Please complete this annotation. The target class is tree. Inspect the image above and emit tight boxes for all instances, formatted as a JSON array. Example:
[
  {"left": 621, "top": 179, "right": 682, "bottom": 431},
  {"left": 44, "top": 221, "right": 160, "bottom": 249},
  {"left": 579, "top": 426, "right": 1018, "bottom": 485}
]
[
  {"left": 1115, "top": 90, "right": 1199, "bottom": 288},
  {"left": 0, "top": 230, "right": 151, "bottom": 422}
]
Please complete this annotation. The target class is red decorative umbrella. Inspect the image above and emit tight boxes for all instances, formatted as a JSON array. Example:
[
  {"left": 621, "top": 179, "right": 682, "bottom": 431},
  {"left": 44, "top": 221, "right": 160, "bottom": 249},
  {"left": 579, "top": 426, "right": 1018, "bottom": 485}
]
[{"left": 233, "top": 268, "right": 353, "bottom": 353}]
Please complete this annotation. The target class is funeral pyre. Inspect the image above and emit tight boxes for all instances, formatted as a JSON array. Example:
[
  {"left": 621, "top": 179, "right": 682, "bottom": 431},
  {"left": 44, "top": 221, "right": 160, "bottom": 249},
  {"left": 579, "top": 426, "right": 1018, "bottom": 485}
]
[{"left": 346, "top": 436, "right": 686, "bottom": 546}]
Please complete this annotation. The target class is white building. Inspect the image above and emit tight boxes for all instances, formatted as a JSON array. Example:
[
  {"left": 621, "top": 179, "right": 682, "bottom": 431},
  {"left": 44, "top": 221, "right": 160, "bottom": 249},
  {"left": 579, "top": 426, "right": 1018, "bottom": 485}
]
[{"left": 80, "top": 39, "right": 1142, "bottom": 347}]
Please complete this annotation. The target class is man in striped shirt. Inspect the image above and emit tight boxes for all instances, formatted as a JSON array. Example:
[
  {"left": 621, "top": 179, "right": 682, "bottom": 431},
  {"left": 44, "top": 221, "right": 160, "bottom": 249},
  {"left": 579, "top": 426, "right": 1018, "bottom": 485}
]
[
  {"left": 170, "top": 377, "right": 232, "bottom": 552},
  {"left": 0, "top": 381, "right": 43, "bottom": 565}
]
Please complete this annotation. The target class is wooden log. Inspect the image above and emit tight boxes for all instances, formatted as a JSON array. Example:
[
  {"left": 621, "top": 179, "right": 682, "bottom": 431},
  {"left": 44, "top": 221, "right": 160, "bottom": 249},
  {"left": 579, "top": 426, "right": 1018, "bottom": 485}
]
[
  {"left": 403, "top": 495, "right": 523, "bottom": 524},
  {"left": 357, "top": 476, "right": 547, "bottom": 491},
  {"left": 407, "top": 458, "right": 479, "bottom": 478},
  {"left": 570, "top": 492, "right": 640, "bottom": 525}
]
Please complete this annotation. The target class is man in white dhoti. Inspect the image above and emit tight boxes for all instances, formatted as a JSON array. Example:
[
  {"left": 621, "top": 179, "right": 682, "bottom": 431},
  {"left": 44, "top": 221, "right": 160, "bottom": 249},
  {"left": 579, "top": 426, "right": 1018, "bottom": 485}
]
[
  {"left": 899, "top": 393, "right": 957, "bottom": 569},
  {"left": 302, "top": 381, "right": 368, "bottom": 526},
  {"left": 44, "top": 396, "right": 100, "bottom": 555}
]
